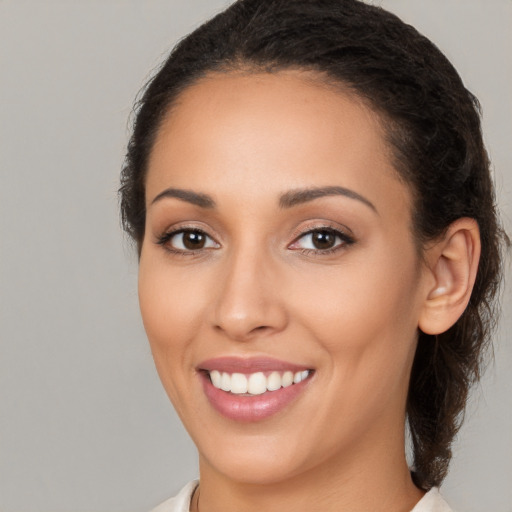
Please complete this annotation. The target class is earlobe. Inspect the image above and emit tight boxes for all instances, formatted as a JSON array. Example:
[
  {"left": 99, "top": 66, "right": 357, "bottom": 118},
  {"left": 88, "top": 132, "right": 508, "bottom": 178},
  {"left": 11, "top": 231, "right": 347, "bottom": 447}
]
[{"left": 418, "top": 218, "right": 481, "bottom": 335}]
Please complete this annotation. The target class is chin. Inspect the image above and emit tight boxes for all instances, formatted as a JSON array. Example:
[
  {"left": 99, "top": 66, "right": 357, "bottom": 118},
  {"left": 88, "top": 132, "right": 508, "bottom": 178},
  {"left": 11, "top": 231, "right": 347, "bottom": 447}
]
[
  {"left": 203, "top": 453, "right": 306, "bottom": 486},
  {"left": 196, "top": 430, "right": 314, "bottom": 485}
]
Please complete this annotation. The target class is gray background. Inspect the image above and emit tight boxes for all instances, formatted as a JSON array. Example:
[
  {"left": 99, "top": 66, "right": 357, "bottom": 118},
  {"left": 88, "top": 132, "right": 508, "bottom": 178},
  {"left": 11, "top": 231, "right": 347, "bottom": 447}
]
[{"left": 0, "top": 1, "right": 510, "bottom": 511}]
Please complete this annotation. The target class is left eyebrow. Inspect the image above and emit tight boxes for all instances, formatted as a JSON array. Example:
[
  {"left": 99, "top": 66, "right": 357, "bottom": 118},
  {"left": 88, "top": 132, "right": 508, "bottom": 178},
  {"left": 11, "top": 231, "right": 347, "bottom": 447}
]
[{"left": 279, "top": 186, "right": 377, "bottom": 214}]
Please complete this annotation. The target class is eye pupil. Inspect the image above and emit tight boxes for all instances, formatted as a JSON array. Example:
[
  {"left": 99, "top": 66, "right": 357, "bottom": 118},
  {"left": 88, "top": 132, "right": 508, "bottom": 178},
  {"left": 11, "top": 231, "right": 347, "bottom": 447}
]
[
  {"left": 183, "top": 231, "right": 205, "bottom": 249},
  {"left": 312, "top": 230, "right": 335, "bottom": 249}
]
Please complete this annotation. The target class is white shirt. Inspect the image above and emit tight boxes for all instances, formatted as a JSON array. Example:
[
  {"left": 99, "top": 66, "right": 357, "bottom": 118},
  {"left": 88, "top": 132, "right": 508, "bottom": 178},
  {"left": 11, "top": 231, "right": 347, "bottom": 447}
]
[{"left": 151, "top": 480, "right": 453, "bottom": 512}]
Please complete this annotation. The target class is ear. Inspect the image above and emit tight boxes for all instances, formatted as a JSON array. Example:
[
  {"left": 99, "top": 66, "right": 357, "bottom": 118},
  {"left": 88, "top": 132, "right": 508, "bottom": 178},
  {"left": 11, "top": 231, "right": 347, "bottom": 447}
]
[{"left": 418, "top": 218, "right": 481, "bottom": 335}]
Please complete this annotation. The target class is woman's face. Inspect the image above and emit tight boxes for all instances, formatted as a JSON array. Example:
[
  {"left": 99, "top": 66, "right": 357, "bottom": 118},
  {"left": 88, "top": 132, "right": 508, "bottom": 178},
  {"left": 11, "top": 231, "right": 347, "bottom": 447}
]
[{"left": 139, "top": 71, "right": 431, "bottom": 485}]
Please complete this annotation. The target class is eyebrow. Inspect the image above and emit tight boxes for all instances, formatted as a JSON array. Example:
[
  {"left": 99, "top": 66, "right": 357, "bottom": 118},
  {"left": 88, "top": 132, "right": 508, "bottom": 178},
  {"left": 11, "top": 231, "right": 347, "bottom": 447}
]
[
  {"left": 151, "top": 188, "right": 216, "bottom": 208},
  {"left": 150, "top": 185, "right": 377, "bottom": 213},
  {"left": 279, "top": 186, "right": 377, "bottom": 213}
]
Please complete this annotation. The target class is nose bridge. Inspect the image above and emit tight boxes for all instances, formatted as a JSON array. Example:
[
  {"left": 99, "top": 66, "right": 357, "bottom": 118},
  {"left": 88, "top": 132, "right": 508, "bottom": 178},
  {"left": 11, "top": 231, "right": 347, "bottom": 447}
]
[{"left": 212, "top": 240, "right": 286, "bottom": 340}]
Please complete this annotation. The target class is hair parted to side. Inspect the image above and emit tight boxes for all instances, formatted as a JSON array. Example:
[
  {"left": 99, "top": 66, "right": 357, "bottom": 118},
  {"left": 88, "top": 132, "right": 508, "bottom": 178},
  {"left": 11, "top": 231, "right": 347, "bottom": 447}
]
[{"left": 120, "top": 0, "right": 507, "bottom": 490}]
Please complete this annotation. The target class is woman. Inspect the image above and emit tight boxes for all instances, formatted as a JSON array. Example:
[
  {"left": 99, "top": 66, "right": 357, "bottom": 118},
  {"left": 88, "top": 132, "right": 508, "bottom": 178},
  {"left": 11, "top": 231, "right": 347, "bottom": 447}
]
[{"left": 119, "top": 1, "right": 507, "bottom": 510}]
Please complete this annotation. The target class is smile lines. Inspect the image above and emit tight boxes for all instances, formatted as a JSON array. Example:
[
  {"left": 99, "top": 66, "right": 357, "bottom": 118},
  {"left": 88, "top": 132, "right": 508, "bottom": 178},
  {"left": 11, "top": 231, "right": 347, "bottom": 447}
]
[{"left": 209, "top": 370, "right": 311, "bottom": 395}]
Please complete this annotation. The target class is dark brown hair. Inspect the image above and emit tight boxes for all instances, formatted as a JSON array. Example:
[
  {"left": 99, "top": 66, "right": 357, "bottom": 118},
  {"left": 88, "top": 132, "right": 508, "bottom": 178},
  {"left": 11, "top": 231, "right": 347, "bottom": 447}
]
[{"left": 120, "top": 0, "right": 507, "bottom": 489}]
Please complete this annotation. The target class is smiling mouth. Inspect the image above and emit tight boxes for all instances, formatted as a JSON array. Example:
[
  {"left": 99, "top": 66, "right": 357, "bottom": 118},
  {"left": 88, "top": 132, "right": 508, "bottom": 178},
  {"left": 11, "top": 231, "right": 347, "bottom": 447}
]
[
  {"left": 198, "top": 359, "right": 315, "bottom": 421},
  {"left": 207, "top": 369, "right": 312, "bottom": 395}
]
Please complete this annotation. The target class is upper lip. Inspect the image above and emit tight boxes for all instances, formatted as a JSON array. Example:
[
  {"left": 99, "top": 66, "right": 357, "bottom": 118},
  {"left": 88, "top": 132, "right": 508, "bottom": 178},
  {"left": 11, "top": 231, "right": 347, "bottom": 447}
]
[{"left": 197, "top": 356, "right": 312, "bottom": 374}]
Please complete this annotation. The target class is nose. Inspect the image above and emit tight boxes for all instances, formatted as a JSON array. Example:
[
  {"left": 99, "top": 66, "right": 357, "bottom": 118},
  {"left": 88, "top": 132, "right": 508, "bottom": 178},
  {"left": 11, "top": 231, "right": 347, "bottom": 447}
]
[{"left": 211, "top": 248, "right": 288, "bottom": 342}]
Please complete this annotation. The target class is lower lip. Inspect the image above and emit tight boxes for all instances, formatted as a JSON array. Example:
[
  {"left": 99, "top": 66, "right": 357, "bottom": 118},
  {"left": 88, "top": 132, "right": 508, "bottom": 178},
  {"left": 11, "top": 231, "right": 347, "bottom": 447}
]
[{"left": 200, "top": 373, "right": 312, "bottom": 422}]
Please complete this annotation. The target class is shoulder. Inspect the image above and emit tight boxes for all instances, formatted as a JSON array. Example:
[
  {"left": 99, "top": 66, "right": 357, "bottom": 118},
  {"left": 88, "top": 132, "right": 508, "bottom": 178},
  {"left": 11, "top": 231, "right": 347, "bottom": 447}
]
[
  {"left": 411, "top": 488, "right": 454, "bottom": 512},
  {"left": 150, "top": 480, "right": 199, "bottom": 512}
]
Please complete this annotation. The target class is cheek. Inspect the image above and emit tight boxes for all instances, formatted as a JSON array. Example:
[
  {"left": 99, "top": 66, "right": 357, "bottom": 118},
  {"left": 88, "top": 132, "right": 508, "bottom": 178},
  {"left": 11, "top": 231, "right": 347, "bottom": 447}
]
[
  {"left": 293, "top": 260, "right": 421, "bottom": 436},
  {"left": 138, "top": 259, "right": 210, "bottom": 419},
  {"left": 137, "top": 257, "right": 207, "bottom": 384},
  {"left": 139, "top": 257, "right": 205, "bottom": 338},
  {"left": 293, "top": 248, "right": 422, "bottom": 374}
]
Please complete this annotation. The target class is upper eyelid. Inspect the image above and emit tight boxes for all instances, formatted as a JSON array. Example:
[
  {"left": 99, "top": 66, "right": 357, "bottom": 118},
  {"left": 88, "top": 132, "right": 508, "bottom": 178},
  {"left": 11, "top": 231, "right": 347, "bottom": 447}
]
[
  {"left": 291, "top": 228, "right": 353, "bottom": 244},
  {"left": 155, "top": 226, "right": 219, "bottom": 250},
  {"left": 297, "top": 226, "right": 349, "bottom": 236},
  {"left": 157, "top": 223, "right": 220, "bottom": 240},
  {"left": 290, "top": 222, "right": 354, "bottom": 241}
]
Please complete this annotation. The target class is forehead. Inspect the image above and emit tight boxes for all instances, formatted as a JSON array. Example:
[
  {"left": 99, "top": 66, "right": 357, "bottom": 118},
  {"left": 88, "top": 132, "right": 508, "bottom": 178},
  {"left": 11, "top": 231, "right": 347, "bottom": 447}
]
[{"left": 146, "top": 70, "right": 411, "bottom": 220}]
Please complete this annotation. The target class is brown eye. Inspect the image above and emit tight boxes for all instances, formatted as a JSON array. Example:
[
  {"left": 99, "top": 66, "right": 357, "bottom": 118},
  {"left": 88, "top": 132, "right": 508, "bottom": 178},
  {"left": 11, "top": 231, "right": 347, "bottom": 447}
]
[
  {"left": 161, "top": 229, "right": 219, "bottom": 252},
  {"left": 311, "top": 230, "right": 336, "bottom": 250},
  {"left": 182, "top": 231, "right": 206, "bottom": 249},
  {"left": 289, "top": 227, "right": 354, "bottom": 253}
]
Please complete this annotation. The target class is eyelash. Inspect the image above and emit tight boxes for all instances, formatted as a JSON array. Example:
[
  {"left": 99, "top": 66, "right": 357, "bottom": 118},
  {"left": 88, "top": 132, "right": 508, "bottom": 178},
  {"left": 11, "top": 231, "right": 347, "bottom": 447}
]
[
  {"left": 290, "top": 226, "right": 355, "bottom": 255},
  {"left": 155, "top": 225, "right": 355, "bottom": 256},
  {"left": 156, "top": 227, "right": 217, "bottom": 256}
]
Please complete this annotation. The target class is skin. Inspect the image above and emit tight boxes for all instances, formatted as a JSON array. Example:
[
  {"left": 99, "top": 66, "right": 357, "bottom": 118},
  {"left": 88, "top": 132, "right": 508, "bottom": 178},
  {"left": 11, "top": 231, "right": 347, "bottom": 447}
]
[{"left": 139, "top": 70, "right": 438, "bottom": 512}]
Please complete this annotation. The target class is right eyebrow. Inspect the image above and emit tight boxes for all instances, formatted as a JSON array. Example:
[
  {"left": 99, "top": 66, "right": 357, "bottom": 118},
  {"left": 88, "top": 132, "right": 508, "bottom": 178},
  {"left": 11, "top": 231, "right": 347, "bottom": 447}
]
[{"left": 150, "top": 187, "right": 216, "bottom": 209}]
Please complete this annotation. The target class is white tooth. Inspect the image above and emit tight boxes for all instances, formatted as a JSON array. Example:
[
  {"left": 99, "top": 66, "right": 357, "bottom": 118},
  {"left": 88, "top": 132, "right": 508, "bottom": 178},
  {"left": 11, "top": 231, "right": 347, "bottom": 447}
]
[
  {"left": 220, "top": 372, "right": 231, "bottom": 392},
  {"left": 293, "top": 371, "right": 302, "bottom": 384},
  {"left": 230, "top": 373, "right": 248, "bottom": 394},
  {"left": 267, "top": 371, "right": 282, "bottom": 391},
  {"left": 282, "top": 371, "right": 294, "bottom": 387},
  {"left": 301, "top": 370, "right": 309, "bottom": 381},
  {"left": 248, "top": 372, "right": 267, "bottom": 395},
  {"left": 210, "top": 370, "right": 222, "bottom": 389}
]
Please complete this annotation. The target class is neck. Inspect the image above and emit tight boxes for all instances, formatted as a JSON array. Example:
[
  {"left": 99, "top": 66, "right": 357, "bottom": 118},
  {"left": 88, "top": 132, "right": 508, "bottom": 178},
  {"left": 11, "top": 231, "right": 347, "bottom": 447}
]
[{"left": 194, "top": 424, "right": 424, "bottom": 512}]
